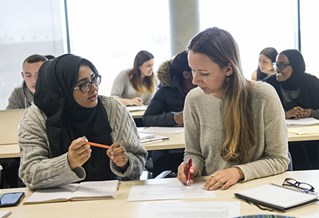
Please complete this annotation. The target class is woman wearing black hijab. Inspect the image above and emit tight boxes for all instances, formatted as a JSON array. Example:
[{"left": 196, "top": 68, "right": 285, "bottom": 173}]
[
  {"left": 265, "top": 49, "right": 319, "bottom": 119},
  {"left": 18, "top": 54, "right": 147, "bottom": 190},
  {"left": 265, "top": 49, "right": 319, "bottom": 170}
]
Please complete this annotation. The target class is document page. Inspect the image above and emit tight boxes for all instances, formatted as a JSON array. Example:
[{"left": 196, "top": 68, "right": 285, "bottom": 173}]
[
  {"left": 288, "top": 125, "right": 319, "bottom": 135},
  {"left": 137, "top": 127, "right": 184, "bottom": 134},
  {"left": 139, "top": 201, "right": 240, "bottom": 218},
  {"left": 286, "top": 117, "right": 319, "bottom": 126},
  {"left": 127, "top": 181, "right": 215, "bottom": 201}
]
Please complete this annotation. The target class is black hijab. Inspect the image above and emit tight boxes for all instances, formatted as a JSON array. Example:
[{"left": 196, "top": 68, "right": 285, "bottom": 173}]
[
  {"left": 34, "top": 54, "right": 116, "bottom": 181},
  {"left": 279, "top": 49, "right": 306, "bottom": 90},
  {"left": 265, "top": 49, "right": 319, "bottom": 111}
]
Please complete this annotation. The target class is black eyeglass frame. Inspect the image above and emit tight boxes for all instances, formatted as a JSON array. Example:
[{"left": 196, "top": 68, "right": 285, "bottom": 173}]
[
  {"left": 274, "top": 62, "right": 291, "bottom": 71},
  {"left": 74, "top": 75, "right": 102, "bottom": 93},
  {"left": 282, "top": 177, "right": 315, "bottom": 192}
]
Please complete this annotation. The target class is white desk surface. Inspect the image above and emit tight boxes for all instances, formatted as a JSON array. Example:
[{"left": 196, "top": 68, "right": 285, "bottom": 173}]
[
  {"left": 2, "top": 125, "right": 319, "bottom": 158},
  {"left": 1, "top": 170, "right": 319, "bottom": 218}
]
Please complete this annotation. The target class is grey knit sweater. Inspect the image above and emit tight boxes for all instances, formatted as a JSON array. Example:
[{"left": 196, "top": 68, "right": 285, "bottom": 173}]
[
  {"left": 184, "top": 82, "right": 289, "bottom": 182},
  {"left": 18, "top": 96, "right": 147, "bottom": 190}
]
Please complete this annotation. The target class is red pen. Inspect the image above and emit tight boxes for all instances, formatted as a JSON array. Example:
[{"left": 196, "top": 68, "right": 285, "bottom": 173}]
[{"left": 186, "top": 158, "right": 192, "bottom": 186}]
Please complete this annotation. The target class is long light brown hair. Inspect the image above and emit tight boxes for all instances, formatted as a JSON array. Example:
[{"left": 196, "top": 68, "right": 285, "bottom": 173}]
[
  {"left": 129, "top": 50, "right": 156, "bottom": 93},
  {"left": 188, "top": 27, "right": 255, "bottom": 162}
]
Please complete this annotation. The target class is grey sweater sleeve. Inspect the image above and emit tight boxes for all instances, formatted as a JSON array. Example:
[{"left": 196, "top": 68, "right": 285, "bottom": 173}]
[
  {"left": 7, "top": 87, "right": 25, "bottom": 109},
  {"left": 101, "top": 96, "right": 147, "bottom": 179},
  {"left": 18, "top": 105, "right": 84, "bottom": 190}
]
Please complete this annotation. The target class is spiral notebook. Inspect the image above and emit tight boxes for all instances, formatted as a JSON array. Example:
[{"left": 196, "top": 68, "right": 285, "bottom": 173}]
[{"left": 235, "top": 183, "right": 319, "bottom": 211}]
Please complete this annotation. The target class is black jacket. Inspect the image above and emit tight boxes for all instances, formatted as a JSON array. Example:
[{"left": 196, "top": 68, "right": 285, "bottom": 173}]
[{"left": 142, "top": 60, "right": 186, "bottom": 126}]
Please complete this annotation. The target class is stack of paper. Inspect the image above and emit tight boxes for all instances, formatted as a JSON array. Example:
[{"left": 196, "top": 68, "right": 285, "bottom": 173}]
[
  {"left": 286, "top": 117, "right": 319, "bottom": 126},
  {"left": 137, "top": 127, "right": 184, "bottom": 134},
  {"left": 126, "top": 105, "right": 147, "bottom": 112},
  {"left": 138, "top": 132, "right": 169, "bottom": 144}
]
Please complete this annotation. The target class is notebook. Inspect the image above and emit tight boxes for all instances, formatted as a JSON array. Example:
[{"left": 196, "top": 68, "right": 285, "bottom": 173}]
[
  {"left": 235, "top": 183, "right": 319, "bottom": 211},
  {"left": 24, "top": 180, "right": 119, "bottom": 204},
  {"left": 0, "top": 109, "right": 25, "bottom": 145}
]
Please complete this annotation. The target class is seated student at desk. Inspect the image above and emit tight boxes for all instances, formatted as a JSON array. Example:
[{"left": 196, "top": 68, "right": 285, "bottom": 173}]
[
  {"left": 177, "top": 27, "right": 289, "bottom": 190},
  {"left": 18, "top": 54, "right": 147, "bottom": 190},
  {"left": 142, "top": 51, "right": 196, "bottom": 177},
  {"left": 7, "top": 54, "right": 47, "bottom": 109},
  {"left": 111, "top": 50, "right": 157, "bottom": 106},
  {"left": 1, "top": 54, "right": 46, "bottom": 188},
  {"left": 265, "top": 49, "right": 319, "bottom": 170}
]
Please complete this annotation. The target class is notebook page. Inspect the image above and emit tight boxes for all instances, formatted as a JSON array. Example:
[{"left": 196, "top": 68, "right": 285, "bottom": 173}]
[{"left": 235, "top": 183, "right": 318, "bottom": 208}]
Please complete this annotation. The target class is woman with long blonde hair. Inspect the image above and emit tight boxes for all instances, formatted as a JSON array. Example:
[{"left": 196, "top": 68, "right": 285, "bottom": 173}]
[{"left": 177, "top": 27, "right": 289, "bottom": 190}]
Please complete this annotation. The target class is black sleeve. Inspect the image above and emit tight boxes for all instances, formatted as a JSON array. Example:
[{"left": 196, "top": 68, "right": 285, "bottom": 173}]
[{"left": 142, "top": 88, "right": 176, "bottom": 127}]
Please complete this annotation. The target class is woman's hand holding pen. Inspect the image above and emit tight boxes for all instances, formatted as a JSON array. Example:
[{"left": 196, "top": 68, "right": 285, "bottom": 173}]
[
  {"left": 107, "top": 142, "right": 129, "bottom": 169},
  {"left": 204, "top": 167, "right": 244, "bottom": 190},
  {"left": 177, "top": 160, "right": 199, "bottom": 185},
  {"left": 67, "top": 137, "right": 92, "bottom": 169}
]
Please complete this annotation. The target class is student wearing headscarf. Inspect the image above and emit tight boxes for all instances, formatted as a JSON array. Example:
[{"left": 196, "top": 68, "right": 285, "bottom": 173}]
[
  {"left": 265, "top": 49, "right": 319, "bottom": 170},
  {"left": 18, "top": 54, "right": 147, "bottom": 190},
  {"left": 265, "top": 49, "right": 319, "bottom": 119}
]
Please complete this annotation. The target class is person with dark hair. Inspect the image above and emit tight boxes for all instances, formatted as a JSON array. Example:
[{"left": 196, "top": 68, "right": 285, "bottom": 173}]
[
  {"left": 142, "top": 50, "right": 196, "bottom": 177},
  {"left": 143, "top": 50, "right": 196, "bottom": 127},
  {"left": 251, "top": 47, "right": 278, "bottom": 81},
  {"left": 265, "top": 49, "right": 319, "bottom": 170},
  {"left": 177, "top": 27, "right": 289, "bottom": 190},
  {"left": 6, "top": 54, "right": 47, "bottom": 109},
  {"left": 44, "top": 55, "right": 55, "bottom": 60},
  {"left": 18, "top": 54, "right": 147, "bottom": 190},
  {"left": 111, "top": 50, "right": 157, "bottom": 106}
]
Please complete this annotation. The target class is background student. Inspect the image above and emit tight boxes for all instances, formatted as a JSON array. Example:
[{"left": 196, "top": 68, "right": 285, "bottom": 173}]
[
  {"left": 177, "top": 27, "right": 289, "bottom": 190},
  {"left": 265, "top": 49, "right": 319, "bottom": 170},
  {"left": 6, "top": 54, "right": 47, "bottom": 109},
  {"left": 142, "top": 50, "right": 196, "bottom": 177},
  {"left": 18, "top": 54, "right": 147, "bottom": 190},
  {"left": 111, "top": 50, "right": 157, "bottom": 106},
  {"left": 251, "top": 47, "right": 278, "bottom": 81}
]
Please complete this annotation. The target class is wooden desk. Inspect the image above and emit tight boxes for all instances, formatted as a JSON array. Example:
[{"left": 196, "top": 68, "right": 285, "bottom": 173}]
[
  {"left": 3, "top": 125, "right": 319, "bottom": 159},
  {"left": 129, "top": 110, "right": 145, "bottom": 119},
  {"left": 1, "top": 170, "right": 319, "bottom": 217},
  {"left": 127, "top": 106, "right": 147, "bottom": 119},
  {"left": 143, "top": 133, "right": 184, "bottom": 151},
  {"left": 0, "top": 143, "right": 20, "bottom": 158}
]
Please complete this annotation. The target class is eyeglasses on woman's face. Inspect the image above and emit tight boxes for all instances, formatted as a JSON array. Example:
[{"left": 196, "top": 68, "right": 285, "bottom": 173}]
[
  {"left": 74, "top": 75, "right": 101, "bottom": 93},
  {"left": 274, "top": 62, "right": 291, "bottom": 71}
]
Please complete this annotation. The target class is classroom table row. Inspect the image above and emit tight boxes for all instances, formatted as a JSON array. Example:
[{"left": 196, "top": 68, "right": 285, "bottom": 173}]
[
  {"left": 0, "top": 170, "right": 319, "bottom": 218},
  {"left": 1, "top": 126, "right": 319, "bottom": 159}
]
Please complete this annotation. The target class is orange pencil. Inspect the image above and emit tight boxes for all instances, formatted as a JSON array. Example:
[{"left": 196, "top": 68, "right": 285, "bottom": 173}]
[{"left": 87, "top": 142, "right": 110, "bottom": 149}]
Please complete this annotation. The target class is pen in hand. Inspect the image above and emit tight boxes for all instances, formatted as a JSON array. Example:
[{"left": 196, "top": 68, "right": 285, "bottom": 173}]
[
  {"left": 186, "top": 158, "right": 192, "bottom": 186},
  {"left": 87, "top": 142, "right": 110, "bottom": 149}
]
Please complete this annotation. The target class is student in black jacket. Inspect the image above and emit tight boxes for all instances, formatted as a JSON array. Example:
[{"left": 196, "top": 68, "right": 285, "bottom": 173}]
[
  {"left": 142, "top": 51, "right": 196, "bottom": 177},
  {"left": 265, "top": 49, "right": 319, "bottom": 170}
]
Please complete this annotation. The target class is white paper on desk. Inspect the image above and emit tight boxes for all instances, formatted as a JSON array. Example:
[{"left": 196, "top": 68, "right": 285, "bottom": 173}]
[
  {"left": 288, "top": 125, "right": 319, "bottom": 135},
  {"left": 140, "top": 201, "right": 240, "bottom": 218},
  {"left": 137, "top": 127, "right": 184, "bottom": 134},
  {"left": 126, "top": 105, "right": 147, "bottom": 112},
  {"left": 0, "top": 211, "right": 11, "bottom": 218},
  {"left": 127, "top": 181, "right": 215, "bottom": 201},
  {"left": 286, "top": 117, "right": 319, "bottom": 126}
]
